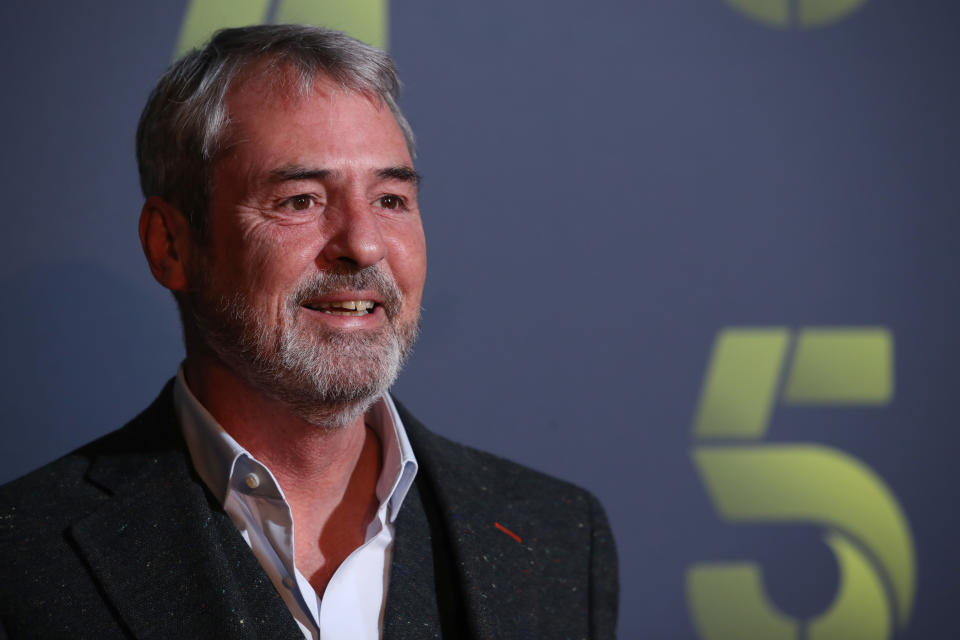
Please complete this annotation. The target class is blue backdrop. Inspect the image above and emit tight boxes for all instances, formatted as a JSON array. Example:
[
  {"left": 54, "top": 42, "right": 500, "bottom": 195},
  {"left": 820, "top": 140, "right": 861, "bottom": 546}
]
[{"left": 2, "top": 1, "right": 957, "bottom": 637}]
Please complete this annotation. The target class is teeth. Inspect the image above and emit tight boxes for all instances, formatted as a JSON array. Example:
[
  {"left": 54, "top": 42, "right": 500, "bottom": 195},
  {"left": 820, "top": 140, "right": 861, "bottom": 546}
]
[{"left": 308, "top": 300, "right": 375, "bottom": 315}]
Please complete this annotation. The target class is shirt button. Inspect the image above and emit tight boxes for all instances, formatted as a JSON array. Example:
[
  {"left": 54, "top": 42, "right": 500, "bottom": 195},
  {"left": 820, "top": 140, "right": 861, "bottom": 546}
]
[
  {"left": 283, "top": 575, "right": 295, "bottom": 589},
  {"left": 244, "top": 473, "right": 261, "bottom": 489}
]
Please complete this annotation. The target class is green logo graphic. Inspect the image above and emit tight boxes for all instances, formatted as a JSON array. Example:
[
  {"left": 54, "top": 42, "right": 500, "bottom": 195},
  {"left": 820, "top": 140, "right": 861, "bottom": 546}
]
[
  {"left": 175, "top": 0, "right": 388, "bottom": 57},
  {"left": 687, "top": 327, "right": 915, "bottom": 640},
  {"left": 726, "top": 0, "right": 869, "bottom": 28}
]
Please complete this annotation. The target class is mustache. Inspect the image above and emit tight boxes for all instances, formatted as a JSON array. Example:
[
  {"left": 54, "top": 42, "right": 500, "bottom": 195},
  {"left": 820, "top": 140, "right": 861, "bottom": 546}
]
[{"left": 290, "top": 265, "right": 403, "bottom": 318}]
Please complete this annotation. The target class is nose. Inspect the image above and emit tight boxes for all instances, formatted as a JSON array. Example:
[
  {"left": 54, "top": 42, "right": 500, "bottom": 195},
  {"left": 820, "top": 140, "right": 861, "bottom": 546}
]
[{"left": 319, "top": 195, "right": 387, "bottom": 269}]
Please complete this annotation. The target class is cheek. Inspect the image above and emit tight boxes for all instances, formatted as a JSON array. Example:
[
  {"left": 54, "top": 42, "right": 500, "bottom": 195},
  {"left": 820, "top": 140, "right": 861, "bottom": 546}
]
[
  {"left": 222, "top": 222, "right": 321, "bottom": 294},
  {"left": 388, "top": 226, "right": 427, "bottom": 302}
]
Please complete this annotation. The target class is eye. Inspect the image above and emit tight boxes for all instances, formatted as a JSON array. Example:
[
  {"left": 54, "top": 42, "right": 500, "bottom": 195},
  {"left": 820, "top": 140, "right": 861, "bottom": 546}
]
[
  {"left": 378, "top": 194, "right": 406, "bottom": 210},
  {"left": 290, "top": 195, "right": 313, "bottom": 211},
  {"left": 281, "top": 193, "right": 317, "bottom": 211}
]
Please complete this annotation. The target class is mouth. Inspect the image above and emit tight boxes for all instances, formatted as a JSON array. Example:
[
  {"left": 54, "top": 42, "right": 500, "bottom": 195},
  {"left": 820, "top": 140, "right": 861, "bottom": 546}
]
[{"left": 301, "top": 299, "right": 379, "bottom": 317}]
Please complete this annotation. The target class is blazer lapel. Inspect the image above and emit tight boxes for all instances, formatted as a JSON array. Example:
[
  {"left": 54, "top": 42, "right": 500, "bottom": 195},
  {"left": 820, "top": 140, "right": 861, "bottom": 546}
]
[
  {"left": 384, "top": 475, "right": 477, "bottom": 639},
  {"left": 68, "top": 386, "right": 302, "bottom": 640},
  {"left": 396, "top": 407, "right": 529, "bottom": 638},
  {"left": 396, "top": 401, "right": 592, "bottom": 640},
  {"left": 382, "top": 480, "right": 443, "bottom": 640}
]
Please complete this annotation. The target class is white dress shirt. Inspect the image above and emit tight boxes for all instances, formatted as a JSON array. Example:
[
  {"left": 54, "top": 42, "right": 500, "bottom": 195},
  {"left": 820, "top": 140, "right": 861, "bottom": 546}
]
[{"left": 173, "top": 369, "right": 418, "bottom": 640}]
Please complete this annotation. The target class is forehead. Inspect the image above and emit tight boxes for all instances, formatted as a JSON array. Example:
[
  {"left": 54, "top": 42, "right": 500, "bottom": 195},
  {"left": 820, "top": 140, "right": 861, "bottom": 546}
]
[{"left": 220, "top": 67, "right": 411, "bottom": 170}]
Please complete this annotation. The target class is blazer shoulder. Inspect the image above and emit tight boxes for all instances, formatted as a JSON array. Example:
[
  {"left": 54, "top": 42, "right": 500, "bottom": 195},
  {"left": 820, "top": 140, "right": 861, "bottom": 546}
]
[{"left": 0, "top": 380, "right": 179, "bottom": 524}]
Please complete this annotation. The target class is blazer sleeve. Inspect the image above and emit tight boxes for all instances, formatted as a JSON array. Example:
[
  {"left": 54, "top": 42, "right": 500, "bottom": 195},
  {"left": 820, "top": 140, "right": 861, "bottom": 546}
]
[{"left": 589, "top": 491, "right": 620, "bottom": 639}]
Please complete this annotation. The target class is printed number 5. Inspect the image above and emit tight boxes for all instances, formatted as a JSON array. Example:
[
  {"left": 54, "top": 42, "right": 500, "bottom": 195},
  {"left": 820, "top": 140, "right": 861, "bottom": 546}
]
[{"left": 686, "top": 328, "right": 914, "bottom": 640}]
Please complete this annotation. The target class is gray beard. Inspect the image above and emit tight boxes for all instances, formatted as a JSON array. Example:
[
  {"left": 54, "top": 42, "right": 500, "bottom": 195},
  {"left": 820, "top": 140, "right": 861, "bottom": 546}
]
[{"left": 188, "top": 266, "right": 418, "bottom": 428}]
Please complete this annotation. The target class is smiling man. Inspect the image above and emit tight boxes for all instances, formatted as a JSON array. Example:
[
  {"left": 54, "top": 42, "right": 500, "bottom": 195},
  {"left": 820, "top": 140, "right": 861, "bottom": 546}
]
[{"left": 0, "top": 25, "right": 618, "bottom": 639}]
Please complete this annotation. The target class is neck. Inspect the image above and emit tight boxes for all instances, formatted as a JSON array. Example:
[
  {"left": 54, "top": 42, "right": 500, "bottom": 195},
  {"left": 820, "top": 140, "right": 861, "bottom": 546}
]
[
  {"left": 183, "top": 352, "right": 373, "bottom": 501},
  {"left": 183, "top": 349, "right": 387, "bottom": 594}
]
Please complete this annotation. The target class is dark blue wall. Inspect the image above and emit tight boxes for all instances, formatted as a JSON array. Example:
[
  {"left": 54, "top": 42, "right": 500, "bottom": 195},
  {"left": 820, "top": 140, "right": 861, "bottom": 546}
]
[{"left": 2, "top": 1, "right": 957, "bottom": 637}]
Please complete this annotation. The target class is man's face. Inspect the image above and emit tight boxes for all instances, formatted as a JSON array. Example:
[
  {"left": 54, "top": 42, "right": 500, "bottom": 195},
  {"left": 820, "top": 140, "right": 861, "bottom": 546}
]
[{"left": 185, "top": 71, "right": 426, "bottom": 427}]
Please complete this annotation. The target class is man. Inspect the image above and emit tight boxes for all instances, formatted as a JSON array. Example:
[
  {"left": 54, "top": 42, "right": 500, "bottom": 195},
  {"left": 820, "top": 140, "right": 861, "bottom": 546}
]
[{"left": 0, "top": 25, "right": 618, "bottom": 639}]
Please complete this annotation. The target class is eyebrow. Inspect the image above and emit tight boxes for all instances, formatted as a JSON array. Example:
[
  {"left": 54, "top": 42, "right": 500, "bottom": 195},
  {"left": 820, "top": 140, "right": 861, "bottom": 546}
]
[
  {"left": 269, "top": 166, "right": 332, "bottom": 182},
  {"left": 377, "top": 166, "right": 422, "bottom": 189},
  {"left": 268, "top": 165, "right": 422, "bottom": 189}
]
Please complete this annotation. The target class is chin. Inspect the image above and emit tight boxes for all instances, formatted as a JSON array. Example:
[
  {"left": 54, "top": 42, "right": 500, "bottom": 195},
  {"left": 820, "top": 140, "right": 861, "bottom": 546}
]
[
  {"left": 188, "top": 287, "right": 414, "bottom": 428},
  {"left": 295, "top": 395, "right": 380, "bottom": 430}
]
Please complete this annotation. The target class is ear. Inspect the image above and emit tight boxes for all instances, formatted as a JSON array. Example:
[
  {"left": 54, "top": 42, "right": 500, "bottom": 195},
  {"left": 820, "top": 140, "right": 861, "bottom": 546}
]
[{"left": 138, "top": 196, "right": 194, "bottom": 292}]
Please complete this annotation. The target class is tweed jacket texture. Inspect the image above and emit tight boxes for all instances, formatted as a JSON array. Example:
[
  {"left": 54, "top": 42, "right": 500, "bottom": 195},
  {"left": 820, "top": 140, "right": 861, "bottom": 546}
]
[{"left": 0, "top": 382, "right": 618, "bottom": 639}]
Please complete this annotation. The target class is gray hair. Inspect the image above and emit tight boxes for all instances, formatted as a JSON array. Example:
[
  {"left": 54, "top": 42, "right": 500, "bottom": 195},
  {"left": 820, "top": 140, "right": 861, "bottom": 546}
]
[{"left": 136, "top": 24, "right": 415, "bottom": 237}]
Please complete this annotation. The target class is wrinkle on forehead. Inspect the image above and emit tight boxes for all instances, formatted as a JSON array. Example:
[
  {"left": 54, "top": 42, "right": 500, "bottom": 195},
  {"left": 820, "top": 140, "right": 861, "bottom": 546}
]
[{"left": 220, "top": 63, "right": 385, "bottom": 154}]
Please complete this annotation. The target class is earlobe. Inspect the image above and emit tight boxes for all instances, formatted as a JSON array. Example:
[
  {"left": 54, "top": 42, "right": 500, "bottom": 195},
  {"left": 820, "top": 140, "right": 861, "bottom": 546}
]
[{"left": 139, "top": 196, "right": 191, "bottom": 292}]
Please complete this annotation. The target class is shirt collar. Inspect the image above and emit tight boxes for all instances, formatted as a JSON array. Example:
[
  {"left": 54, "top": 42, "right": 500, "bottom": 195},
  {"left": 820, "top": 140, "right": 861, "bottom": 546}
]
[
  {"left": 173, "top": 366, "right": 418, "bottom": 521},
  {"left": 367, "top": 390, "right": 419, "bottom": 522}
]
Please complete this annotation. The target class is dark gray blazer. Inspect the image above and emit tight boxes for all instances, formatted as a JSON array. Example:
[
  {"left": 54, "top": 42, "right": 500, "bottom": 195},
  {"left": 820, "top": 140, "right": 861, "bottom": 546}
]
[{"left": 0, "top": 383, "right": 618, "bottom": 639}]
